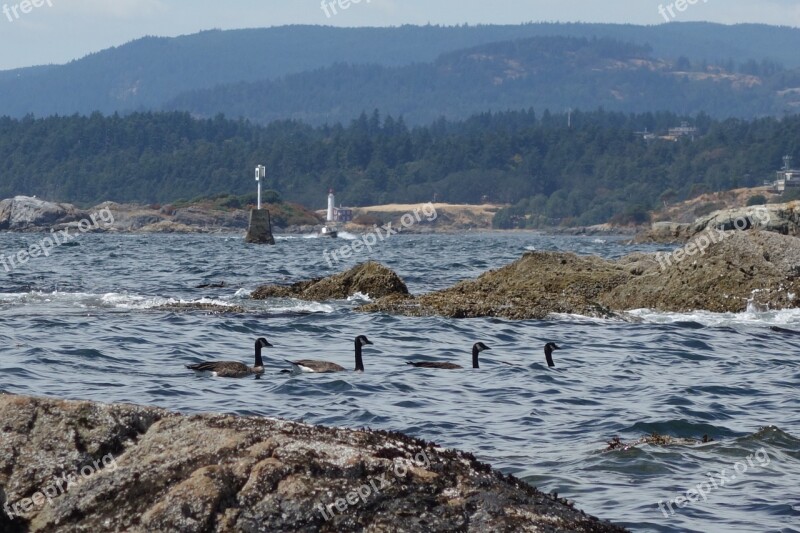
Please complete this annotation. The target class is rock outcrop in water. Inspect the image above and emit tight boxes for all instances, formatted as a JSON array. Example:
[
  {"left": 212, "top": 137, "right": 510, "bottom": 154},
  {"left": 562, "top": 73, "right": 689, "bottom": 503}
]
[
  {"left": 357, "top": 230, "right": 800, "bottom": 318},
  {"left": 252, "top": 261, "right": 409, "bottom": 301},
  {"left": 604, "top": 433, "right": 714, "bottom": 452},
  {"left": 0, "top": 394, "right": 627, "bottom": 532},
  {"left": 0, "top": 196, "right": 88, "bottom": 231},
  {"left": 360, "top": 252, "right": 627, "bottom": 320},
  {"left": 637, "top": 202, "right": 799, "bottom": 243}
]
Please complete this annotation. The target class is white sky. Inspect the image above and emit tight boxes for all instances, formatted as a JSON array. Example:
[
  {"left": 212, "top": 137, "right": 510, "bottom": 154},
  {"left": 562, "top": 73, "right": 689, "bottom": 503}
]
[{"left": 0, "top": 0, "right": 798, "bottom": 70}]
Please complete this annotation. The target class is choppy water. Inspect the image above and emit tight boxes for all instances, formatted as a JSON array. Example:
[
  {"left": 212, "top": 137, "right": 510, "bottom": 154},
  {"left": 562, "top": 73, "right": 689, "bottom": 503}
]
[{"left": 1, "top": 230, "right": 799, "bottom": 532}]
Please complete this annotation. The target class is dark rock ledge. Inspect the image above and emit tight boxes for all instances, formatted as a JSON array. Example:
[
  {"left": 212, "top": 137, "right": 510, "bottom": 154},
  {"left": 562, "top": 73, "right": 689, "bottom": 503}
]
[
  {"left": 252, "top": 261, "right": 409, "bottom": 302},
  {"left": 272, "top": 230, "right": 800, "bottom": 319},
  {"left": 0, "top": 394, "right": 627, "bottom": 532},
  {"left": 249, "top": 231, "right": 800, "bottom": 319}
]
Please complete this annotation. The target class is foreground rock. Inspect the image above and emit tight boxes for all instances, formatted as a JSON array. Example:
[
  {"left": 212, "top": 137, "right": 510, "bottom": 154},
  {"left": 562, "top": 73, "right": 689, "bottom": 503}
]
[
  {"left": 252, "top": 261, "right": 409, "bottom": 301},
  {"left": 0, "top": 394, "right": 626, "bottom": 532},
  {"left": 359, "top": 230, "right": 800, "bottom": 318}
]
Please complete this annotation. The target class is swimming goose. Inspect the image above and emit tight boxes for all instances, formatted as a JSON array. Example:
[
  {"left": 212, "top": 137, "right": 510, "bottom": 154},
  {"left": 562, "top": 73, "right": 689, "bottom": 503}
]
[
  {"left": 285, "top": 335, "right": 373, "bottom": 373},
  {"left": 407, "top": 342, "right": 490, "bottom": 369},
  {"left": 544, "top": 342, "right": 561, "bottom": 368},
  {"left": 186, "top": 337, "right": 272, "bottom": 378}
]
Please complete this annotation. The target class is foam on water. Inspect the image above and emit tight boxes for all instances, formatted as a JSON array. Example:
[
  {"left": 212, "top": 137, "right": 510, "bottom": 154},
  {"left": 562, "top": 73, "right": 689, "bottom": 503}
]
[
  {"left": 629, "top": 306, "right": 800, "bottom": 329},
  {"left": 336, "top": 231, "right": 358, "bottom": 240}
]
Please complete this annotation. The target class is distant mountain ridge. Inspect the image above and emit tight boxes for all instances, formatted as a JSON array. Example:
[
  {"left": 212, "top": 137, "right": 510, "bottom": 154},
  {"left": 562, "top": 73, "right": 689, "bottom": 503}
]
[
  {"left": 165, "top": 35, "right": 800, "bottom": 125},
  {"left": 2, "top": 23, "right": 800, "bottom": 119}
]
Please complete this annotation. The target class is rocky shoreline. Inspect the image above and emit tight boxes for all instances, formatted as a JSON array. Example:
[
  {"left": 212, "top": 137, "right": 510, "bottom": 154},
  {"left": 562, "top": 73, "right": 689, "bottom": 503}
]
[
  {"left": 252, "top": 229, "right": 800, "bottom": 318},
  {"left": 0, "top": 196, "right": 504, "bottom": 235},
  {"left": 6, "top": 194, "right": 800, "bottom": 242},
  {"left": 0, "top": 394, "right": 627, "bottom": 532},
  {"left": 0, "top": 195, "right": 321, "bottom": 234},
  {"left": 635, "top": 202, "right": 800, "bottom": 243}
]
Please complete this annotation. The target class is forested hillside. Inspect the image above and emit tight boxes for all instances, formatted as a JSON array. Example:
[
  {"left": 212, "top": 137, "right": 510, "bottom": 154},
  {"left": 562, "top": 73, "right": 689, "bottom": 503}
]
[
  {"left": 166, "top": 36, "right": 800, "bottom": 125},
  {"left": 1, "top": 110, "right": 798, "bottom": 227},
  {"left": 2, "top": 23, "right": 800, "bottom": 119}
]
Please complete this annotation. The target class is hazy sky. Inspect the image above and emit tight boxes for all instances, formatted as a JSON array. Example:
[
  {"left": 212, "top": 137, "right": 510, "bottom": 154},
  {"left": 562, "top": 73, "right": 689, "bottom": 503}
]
[{"left": 0, "top": 0, "right": 799, "bottom": 70}]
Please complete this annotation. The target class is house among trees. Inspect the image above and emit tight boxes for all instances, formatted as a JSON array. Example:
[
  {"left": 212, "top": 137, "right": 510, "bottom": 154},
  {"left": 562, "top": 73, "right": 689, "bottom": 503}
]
[
  {"left": 664, "top": 121, "right": 699, "bottom": 141},
  {"left": 769, "top": 156, "right": 800, "bottom": 192}
]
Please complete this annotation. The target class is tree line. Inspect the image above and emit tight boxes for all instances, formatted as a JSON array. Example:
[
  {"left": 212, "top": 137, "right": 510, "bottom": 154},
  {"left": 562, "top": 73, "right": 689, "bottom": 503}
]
[{"left": 0, "top": 109, "right": 797, "bottom": 227}]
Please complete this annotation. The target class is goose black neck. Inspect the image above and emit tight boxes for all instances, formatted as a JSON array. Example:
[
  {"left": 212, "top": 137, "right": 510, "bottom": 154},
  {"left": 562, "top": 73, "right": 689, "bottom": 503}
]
[
  {"left": 472, "top": 345, "right": 480, "bottom": 369},
  {"left": 545, "top": 348, "right": 555, "bottom": 368},
  {"left": 355, "top": 341, "right": 365, "bottom": 372},
  {"left": 254, "top": 342, "right": 264, "bottom": 368}
]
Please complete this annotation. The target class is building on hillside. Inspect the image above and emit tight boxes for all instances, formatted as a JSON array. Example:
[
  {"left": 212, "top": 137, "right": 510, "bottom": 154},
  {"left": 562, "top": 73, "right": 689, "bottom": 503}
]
[
  {"left": 770, "top": 156, "right": 800, "bottom": 192},
  {"left": 663, "top": 121, "right": 699, "bottom": 141}
]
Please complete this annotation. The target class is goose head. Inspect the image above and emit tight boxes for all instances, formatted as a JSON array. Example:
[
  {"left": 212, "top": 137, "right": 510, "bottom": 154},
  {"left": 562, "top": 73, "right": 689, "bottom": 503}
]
[
  {"left": 471, "top": 341, "right": 490, "bottom": 368},
  {"left": 256, "top": 338, "right": 273, "bottom": 349},
  {"left": 473, "top": 342, "right": 491, "bottom": 353},
  {"left": 356, "top": 335, "right": 373, "bottom": 347},
  {"left": 544, "top": 342, "right": 560, "bottom": 368}
]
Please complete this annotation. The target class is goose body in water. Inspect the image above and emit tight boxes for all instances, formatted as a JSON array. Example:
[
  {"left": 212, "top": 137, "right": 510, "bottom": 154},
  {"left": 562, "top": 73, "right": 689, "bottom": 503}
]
[
  {"left": 186, "top": 338, "right": 272, "bottom": 378},
  {"left": 407, "top": 342, "right": 490, "bottom": 369},
  {"left": 285, "top": 335, "right": 373, "bottom": 373},
  {"left": 544, "top": 342, "right": 561, "bottom": 368}
]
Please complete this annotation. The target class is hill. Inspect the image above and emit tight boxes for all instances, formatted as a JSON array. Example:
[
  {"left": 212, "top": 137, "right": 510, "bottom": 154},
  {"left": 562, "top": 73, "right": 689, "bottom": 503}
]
[
  {"left": 2, "top": 23, "right": 800, "bottom": 119},
  {"left": 165, "top": 35, "right": 800, "bottom": 125}
]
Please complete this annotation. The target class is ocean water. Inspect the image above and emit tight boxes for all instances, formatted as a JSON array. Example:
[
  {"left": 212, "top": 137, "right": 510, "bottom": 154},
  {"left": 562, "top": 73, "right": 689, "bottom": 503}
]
[{"left": 1, "top": 230, "right": 798, "bottom": 532}]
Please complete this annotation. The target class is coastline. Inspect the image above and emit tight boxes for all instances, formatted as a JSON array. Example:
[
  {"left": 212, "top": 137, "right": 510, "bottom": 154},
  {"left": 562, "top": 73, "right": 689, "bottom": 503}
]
[{"left": 0, "top": 196, "right": 645, "bottom": 235}]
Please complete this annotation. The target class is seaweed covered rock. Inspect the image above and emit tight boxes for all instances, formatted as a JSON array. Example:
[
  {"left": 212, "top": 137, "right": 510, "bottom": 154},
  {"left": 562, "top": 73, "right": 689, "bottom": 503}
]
[
  {"left": 360, "top": 230, "right": 800, "bottom": 318},
  {"left": 604, "top": 230, "right": 800, "bottom": 313},
  {"left": 360, "top": 251, "right": 629, "bottom": 320},
  {"left": 0, "top": 394, "right": 627, "bottom": 533},
  {"left": 252, "top": 261, "right": 409, "bottom": 301}
]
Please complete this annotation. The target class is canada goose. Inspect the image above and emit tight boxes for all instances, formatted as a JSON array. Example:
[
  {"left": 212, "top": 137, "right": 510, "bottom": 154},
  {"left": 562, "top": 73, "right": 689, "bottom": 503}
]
[
  {"left": 544, "top": 342, "right": 561, "bottom": 368},
  {"left": 285, "top": 335, "right": 373, "bottom": 373},
  {"left": 407, "top": 342, "right": 490, "bottom": 369},
  {"left": 186, "top": 337, "right": 272, "bottom": 378}
]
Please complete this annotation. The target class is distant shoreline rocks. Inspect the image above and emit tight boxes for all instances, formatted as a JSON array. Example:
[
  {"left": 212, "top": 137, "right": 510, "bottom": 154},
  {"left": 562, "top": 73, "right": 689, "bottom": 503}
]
[
  {"left": 0, "top": 197, "right": 528, "bottom": 235},
  {"left": 0, "top": 196, "right": 90, "bottom": 231},
  {"left": 0, "top": 196, "right": 320, "bottom": 234},
  {"left": 636, "top": 202, "right": 800, "bottom": 243}
]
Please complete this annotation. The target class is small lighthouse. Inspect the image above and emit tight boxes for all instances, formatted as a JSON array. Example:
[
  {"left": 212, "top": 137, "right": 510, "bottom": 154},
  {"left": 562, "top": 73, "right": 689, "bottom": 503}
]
[{"left": 327, "top": 189, "right": 335, "bottom": 222}]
